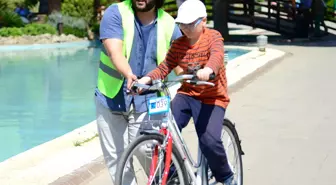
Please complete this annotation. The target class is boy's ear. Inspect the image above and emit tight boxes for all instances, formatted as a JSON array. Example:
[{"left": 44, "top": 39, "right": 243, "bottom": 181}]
[{"left": 202, "top": 17, "right": 207, "bottom": 25}]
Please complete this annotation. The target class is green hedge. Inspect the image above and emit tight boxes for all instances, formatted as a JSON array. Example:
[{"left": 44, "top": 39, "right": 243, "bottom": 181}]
[
  {"left": 0, "top": 10, "right": 25, "bottom": 28},
  {"left": 63, "top": 25, "right": 87, "bottom": 38},
  {"left": 326, "top": 0, "right": 335, "bottom": 21},
  {"left": 0, "top": 23, "right": 57, "bottom": 37},
  {"left": 91, "top": 22, "right": 100, "bottom": 35},
  {"left": 61, "top": 0, "right": 94, "bottom": 24},
  {"left": 100, "top": 0, "right": 119, "bottom": 6}
]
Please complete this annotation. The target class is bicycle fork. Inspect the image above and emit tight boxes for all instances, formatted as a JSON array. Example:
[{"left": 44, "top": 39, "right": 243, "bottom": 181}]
[{"left": 147, "top": 127, "right": 172, "bottom": 185}]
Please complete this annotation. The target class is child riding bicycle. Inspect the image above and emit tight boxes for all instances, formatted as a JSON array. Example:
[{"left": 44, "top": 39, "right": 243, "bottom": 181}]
[{"left": 133, "top": 1, "right": 236, "bottom": 184}]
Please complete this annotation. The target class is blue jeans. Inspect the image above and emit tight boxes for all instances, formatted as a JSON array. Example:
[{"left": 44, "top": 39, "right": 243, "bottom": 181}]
[{"left": 171, "top": 94, "right": 233, "bottom": 182}]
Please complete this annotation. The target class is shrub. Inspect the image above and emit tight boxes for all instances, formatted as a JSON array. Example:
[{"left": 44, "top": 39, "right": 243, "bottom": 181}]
[
  {"left": 47, "top": 11, "right": 87, "bottom": 37},
  {"left": 47, "top": 11, "right": 86, "bottom": 30},
  {"left": 63, "top": 25, "right": 87, "bottom": 38},
  {"left": 0, "top": 10, "right": 25, "bottom": 28},
  {"left": 325, "top": 0, "right": 335, "bottom": 21},
  {"left": 23, "top": 0, "right": 38, "bottom": 7},
  {"left": 0, "top": 27, "right": 23, "bottom": 37},
  {"left": 22, "top": 23, "right": 57, "bottom": 35},
  {"left": 0, "top": 0, "right": 8, "bottom": 10},
  {"left": 0, "top": 23, "right": 57, "bottom": 37},
  {"left": 61, "top": 0, "right": 94, "bottom": 24},
  {"left": 0, "top": 0, "right": 21, "bottom": 10},
  {"left": 100, "top": 0, "right": 119, "bottom": 6},
  {"left": 91, "top": 22, "right": 100, "bottom": 35}
]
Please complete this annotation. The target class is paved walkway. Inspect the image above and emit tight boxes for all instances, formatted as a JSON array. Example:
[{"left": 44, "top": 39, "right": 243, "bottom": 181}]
[
  {"left": 83, "top": 44, "right": 336, "bottom": 185},
  {"left": 227, "top": 44, "right": 336, "bottom": 185}
]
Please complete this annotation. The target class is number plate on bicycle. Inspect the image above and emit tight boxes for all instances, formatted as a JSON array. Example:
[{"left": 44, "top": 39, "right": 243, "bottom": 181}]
[{"left": 148, "top": 96, "right": 170, "bottom": 115}]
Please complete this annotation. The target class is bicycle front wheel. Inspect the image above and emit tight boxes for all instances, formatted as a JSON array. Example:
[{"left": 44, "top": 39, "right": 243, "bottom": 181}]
[{"left": 115, "top": 133, "right": 189, "bottom": 185}]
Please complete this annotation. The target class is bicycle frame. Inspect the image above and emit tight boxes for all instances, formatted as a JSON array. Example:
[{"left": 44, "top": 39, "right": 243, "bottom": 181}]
[
  {"left": 166, "top": 109, "right": 208, "bottom": 185},
  {"left": 133, "top": 76, "right": 215, "bottom": 185},
  {"left": 146, "top": 105, "right": 208, "bottom": 185}
]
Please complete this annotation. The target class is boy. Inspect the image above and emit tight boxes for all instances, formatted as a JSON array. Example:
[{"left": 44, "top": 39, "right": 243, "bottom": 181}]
[{"left": 135, "top": 0, "right": 235, "bottom": 184}]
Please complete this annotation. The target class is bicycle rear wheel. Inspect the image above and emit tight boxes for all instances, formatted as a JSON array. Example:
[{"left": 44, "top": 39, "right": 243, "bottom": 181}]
[
  {"left": 115, "top": 133, "right": 189, "bottom": 185},
  {"left": 207, "top": 118, "right": 244, "bottom": 185}
]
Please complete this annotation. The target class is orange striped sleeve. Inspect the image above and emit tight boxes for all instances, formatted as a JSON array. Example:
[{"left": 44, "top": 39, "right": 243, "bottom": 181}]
[
  {"left": 205, "top": 32, "right": 224, "bottom": 75},
  {"left": 146, "top": 43, "right": 178, "bottom": 80}
]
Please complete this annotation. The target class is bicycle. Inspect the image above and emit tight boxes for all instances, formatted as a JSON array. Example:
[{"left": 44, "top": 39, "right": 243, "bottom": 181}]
[{"left": 115, "top": 74, "right": 244, "bottom": 185}]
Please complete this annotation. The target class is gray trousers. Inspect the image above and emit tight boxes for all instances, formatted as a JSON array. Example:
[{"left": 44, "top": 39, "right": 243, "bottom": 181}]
[{"left": 95, "top": 98, "right": 151, "bottom": 185}]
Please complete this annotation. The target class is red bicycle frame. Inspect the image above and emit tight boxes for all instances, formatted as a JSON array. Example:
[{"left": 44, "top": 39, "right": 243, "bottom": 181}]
[{"left": 146, "top": 127, "right": 173, "bottom": 185}]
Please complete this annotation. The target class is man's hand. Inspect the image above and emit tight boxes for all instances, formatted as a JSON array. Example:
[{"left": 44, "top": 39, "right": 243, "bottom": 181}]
[
  {"left": 196, "top": 67, "right": 214, "bottom": 81},
  {"left": 126, "top": 72, "right": 138, "bottom": 90}
]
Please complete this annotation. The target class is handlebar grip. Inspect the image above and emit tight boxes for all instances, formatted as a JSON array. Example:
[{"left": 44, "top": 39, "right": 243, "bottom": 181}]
[
  {"left": 125, "top": 85, "right": 138, "bottom": 95},
  {"left": 209, "top": 73, "right": 215, "bottom": 80},
  {"left": 126, "top": 83, "right": 158, "bottom": 95},
  {"left": 131, "top": 85, "right": 138, "bottom": 92}
]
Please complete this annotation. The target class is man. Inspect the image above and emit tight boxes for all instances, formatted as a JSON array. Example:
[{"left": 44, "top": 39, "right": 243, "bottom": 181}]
[
  {"left": 137, "top": 0, "right": 236, "bottom": 184},
  {"left": 95, "top": 0, "right": 182, "bottom": 183},
  {"left": 312, "top": 0, "right": 328, "bottom": 37},
  {"left": 300, "top": 0, "right": 314, "bottom": 36}
]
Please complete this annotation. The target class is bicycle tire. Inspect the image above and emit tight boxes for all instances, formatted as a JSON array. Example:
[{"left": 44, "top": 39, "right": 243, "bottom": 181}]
[
  {"left": 224, "top": 118, "right": 243, "bottom": 185},
  {"left": 115, "top": 133, "right": 189, "bottom": 185},
  {"left": 205, "top": 118, "right": 244, "bottom": 185}
]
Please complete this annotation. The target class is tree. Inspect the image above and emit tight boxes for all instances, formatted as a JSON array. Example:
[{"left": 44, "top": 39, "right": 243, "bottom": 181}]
[
  {"left": 39, "top": 0, "right": 49, "bottom": 14},
  {"left": 47, "top": 0, "right": 61, "bottom": 14},
  {"left": 94, "top": 0, "right": 100, "bottom": 20}
]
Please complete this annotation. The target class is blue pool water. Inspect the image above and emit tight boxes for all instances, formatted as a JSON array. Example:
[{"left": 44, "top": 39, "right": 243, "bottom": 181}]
[
  {"left": 226, "top": 48, "right": 250, "bottom": 61},
  {"left": 0, "top": 45, "right": 249, "bottom": 162}
]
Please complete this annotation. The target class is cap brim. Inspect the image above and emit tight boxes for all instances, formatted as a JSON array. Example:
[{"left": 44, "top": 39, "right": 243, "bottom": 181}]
[{"left": 175, "top": 16, "right": 196, "bottom": 24}]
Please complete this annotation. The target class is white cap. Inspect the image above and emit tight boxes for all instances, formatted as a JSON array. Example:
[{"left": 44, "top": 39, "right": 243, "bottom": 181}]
[{"left": 175, "top": 0, "right": 207, "bottom": 24}]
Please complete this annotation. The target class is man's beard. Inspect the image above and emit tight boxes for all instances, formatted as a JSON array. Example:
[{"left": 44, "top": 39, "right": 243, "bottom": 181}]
[{"left": 132, "top": 0, "right": 156, "bottom": 12}]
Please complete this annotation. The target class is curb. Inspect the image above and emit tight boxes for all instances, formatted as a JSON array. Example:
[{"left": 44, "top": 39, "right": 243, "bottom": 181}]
[
  {"left": 50, "top": 156, "right": 105, "bottom": 185},
  {"left": 228, "top": 51, "right": 292, "bottom": 94}
]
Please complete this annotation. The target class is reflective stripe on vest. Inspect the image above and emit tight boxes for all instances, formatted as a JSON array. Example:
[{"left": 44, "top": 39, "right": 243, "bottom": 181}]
[{"left": 97, "top": 0, "right": 175, "bottom": 99}]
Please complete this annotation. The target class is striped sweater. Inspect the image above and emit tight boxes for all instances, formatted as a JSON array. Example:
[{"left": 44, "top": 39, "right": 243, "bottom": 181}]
[{"left": 146, "top": 28, "right": 230, "bottom": 108}]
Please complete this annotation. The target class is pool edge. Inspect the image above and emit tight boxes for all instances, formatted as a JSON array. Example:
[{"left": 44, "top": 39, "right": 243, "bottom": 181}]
[{"left": 0, "top": 40, "right": 100, "bottom": 52}]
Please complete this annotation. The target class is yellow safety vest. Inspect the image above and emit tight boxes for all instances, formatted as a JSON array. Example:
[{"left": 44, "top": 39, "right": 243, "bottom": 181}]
[{"left": 97, "top": 0, "right": 175, "bottom": 99}]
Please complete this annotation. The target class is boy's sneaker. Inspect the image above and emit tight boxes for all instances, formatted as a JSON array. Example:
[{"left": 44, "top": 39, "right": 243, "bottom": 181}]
[{"left": 222, "top": 175, "right": 237, "bottom": 185}]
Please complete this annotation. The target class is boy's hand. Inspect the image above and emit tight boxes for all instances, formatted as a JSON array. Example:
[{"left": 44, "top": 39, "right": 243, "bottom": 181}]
[
  {"left": 196, "top": 67, "right": 214, "bottom": 81},
  {"left": 134, "top": 76, "right": 152, "bottom": 93},
  {"left": 137, "top": 76, "right": 152, "bottom": 85}
]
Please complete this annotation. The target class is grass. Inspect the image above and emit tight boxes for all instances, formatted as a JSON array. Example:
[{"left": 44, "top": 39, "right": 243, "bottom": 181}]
[{"left": 73, "top": 133, "right": 99, "bottom": 147}]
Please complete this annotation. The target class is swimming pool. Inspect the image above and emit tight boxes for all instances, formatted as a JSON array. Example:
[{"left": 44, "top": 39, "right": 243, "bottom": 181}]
[{"left": 0, "top": 45, "right": 250, "bottom": 162}]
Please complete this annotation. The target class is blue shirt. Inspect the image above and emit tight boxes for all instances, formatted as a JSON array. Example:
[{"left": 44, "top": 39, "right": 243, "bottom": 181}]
[{"left": 96, "top": 4, "right": 182, "bottom": 113}]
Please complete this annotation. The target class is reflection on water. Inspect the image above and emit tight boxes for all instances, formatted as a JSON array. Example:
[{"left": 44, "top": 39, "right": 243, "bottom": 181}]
[
  {"left": 0, "top": 46, "right": 249, "bottom": 162},
  {"left": 0, "top": 47, "right": 99, "bottom": 162}
]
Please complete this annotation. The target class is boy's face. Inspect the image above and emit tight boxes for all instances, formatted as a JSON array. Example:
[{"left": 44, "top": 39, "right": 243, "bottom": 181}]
[{"left": 178, "top": 18, "right": 206, "bottom": 39}]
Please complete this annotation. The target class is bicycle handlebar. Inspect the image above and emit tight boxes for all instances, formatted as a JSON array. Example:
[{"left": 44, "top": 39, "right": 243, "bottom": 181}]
[{"left": 127, "top": 73, "right": 216, "bottom": 95}]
